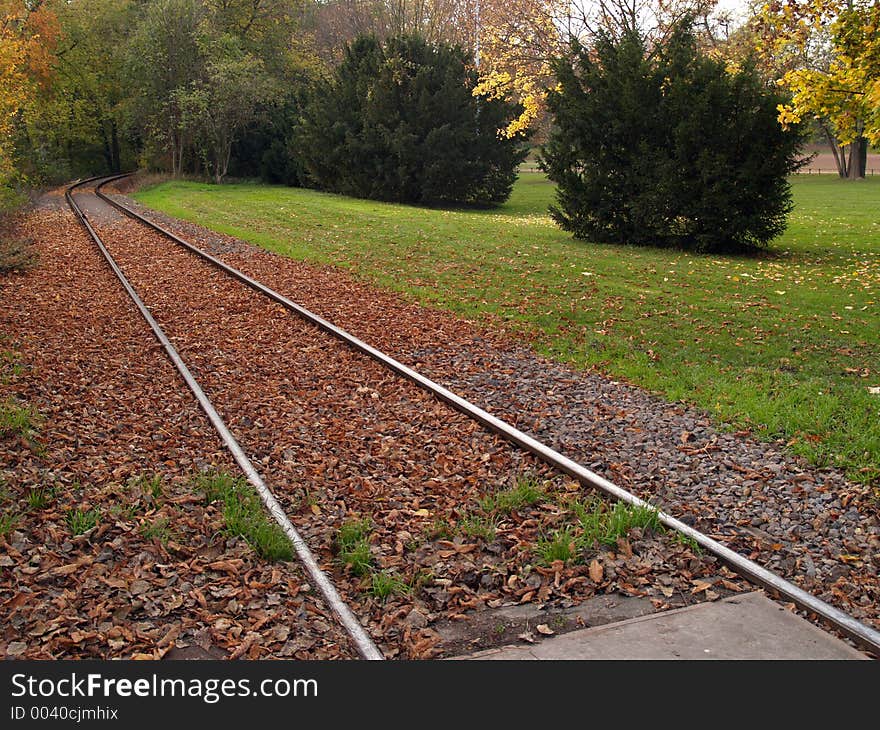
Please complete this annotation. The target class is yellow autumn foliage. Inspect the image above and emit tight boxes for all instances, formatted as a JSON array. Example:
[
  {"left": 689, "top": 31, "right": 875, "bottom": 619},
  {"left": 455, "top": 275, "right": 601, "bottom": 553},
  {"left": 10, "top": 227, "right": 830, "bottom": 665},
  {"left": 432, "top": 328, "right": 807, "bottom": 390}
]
[
  {"left": 470, "top": 0, "right": 566, "bottom": 138},
  {"left": 1, "top": 1, "right": 58, "bottom": 198},
  {"left": 759, "top": 0, "right": 880, "bottom": 147}
]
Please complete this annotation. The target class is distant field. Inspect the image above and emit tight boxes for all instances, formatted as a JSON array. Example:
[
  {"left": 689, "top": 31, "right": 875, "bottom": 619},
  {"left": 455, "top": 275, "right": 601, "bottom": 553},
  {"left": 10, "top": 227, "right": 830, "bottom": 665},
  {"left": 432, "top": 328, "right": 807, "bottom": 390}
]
[
  {"left": 797, "top": 148, "right": 880, "bottom": 175},
  {"left": 135, "top": 174, "right": 880, "bottom": 487}
]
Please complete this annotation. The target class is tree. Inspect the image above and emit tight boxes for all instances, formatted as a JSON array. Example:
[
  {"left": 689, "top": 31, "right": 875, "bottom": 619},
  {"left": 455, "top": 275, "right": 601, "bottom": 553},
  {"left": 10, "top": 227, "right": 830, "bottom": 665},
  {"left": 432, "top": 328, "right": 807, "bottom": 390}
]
[
  {"left": 125, "top": 0, "right": 206, "bottom": 175},
  {"left": 756, "top": 0, "right": 880, "bottom": 179},
  {"left": 296, "top": 33, "right": 528, "bottom": 205},
  {"left": 4, "top": 0, "right": 324, "bottom": 187},
  {"left": 176, "top": 53, "right": 278, "bottom": 182},
  {"left": 32, "top": 0, "right": 137, "bottom": 177},
  {"left": 541, "top": 20, "right": 805, "bottom": 252},
  {"left": 306, "top": 0, "right": 481, "bottom": 65},
  {"left": 1, "top": 0, "right": 58, "bottom": 208},
  {"left": 202, "top": 0, "right": 315, "bottom": 77},
  {"left": 474, "top": 0, "right": 739, "bottom": 139},
  {"left": 223, "top": 89, "right": 307, "bottom": 183},
  {"left": 124, "top": 0, "right": 313, "bottom": 179},
  {"left": 471, "top": 0, "right": 565, "bottom": 139}
]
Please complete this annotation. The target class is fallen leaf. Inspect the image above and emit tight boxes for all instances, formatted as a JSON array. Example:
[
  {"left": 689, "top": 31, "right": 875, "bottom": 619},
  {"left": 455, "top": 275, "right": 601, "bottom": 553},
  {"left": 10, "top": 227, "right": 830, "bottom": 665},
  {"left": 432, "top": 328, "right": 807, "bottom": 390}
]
[
  {"left": 68, "top": 631, "right": 91, "bottom": 644},
  {"left": 589, "top": 560, "right": 603, "bottom": 583},
  {"left": 518, "top": 630, "right": 535, "bottom": 644},
  {"left": 536, "top": 624, "right": 555, "bottom": 636},
  {"left": 163, "top": 594, "right": 184, "bottom": 611},
  {"left": 6, "top": 641, "right": 27, "bottom": 656},
  {"left": 206, "top": 559, "right": 243, "bottom": 575},
  {"left": 129, "top": 580, "right": 151, "bottom": 595},
  {"left": 39, "top": 559, "right": 90, "bottom": 580},
  {"left": 616, "top": 537, "right": 633, "bottom": 558},
  {"left": 157, "top": 626, "right": 180, "bottom": 648},
  {"left": 3, "top": 592, "right": 31, "bottom": 616}
]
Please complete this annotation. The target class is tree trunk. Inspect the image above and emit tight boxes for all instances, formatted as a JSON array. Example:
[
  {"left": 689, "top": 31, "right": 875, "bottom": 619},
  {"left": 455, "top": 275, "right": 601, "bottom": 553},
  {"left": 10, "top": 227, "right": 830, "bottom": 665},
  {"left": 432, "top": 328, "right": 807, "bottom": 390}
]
[
  {"left": 172, "top": 130, "right": 186, "bottom": 177},
  {"left": 110, "top": 121, "right": 121, "bottom": 173},
  {"left": 213, "top": 142, "right": 222, "bottom": 183},
  {"left": 100, "top": 122, "right": 113, "bottom": 173},
  {"left": 171, "top": 128, "right": 179, "bottom": 176},
  {"left": 824, "top": 127, "right": 848, "bottom": 178},
  {"left": 223, "top": 139, "right": 231, "bottom": 181},
  {"left": 847, "top": 136, "right": 867, "bottom": 180},
  {"left": 213, "top": 137, "right": 231, "bottom": 184}
]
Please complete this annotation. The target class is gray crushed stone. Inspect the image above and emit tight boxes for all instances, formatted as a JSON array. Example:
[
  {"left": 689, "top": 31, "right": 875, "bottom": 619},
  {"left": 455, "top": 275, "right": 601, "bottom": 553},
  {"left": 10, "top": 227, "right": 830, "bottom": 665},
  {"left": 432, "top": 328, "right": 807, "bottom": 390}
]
[{"left": 412, "top": 341, "right": 879, "bottom": 628}]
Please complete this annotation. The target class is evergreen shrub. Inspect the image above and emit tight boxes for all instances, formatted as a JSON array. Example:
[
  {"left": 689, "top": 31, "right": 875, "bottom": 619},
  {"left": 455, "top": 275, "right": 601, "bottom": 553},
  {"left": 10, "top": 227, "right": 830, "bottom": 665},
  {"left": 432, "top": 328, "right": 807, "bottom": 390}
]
[
  {"left": 541, "top": 23, "right": 805, "bottom": 253},
  {"left": 297, "top": 34, "right": 528, "bottom": 206}
]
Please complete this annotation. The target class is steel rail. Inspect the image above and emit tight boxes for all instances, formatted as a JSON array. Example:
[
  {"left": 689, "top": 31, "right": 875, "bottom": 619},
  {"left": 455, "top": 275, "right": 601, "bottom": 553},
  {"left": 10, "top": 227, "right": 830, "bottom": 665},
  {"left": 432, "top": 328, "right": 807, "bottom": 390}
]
[
  {"left": 66, "top": 177, "right": 384, "bottom": 661},
  {"left": 96, "top": 175, "right": 880, "bottom": 656}
]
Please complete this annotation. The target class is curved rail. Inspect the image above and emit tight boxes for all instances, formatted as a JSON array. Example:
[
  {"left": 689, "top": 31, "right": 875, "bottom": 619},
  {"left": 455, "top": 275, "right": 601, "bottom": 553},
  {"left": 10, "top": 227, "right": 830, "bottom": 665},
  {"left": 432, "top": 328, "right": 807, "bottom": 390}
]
[
  {"left": 95, "top": 174, "right": 880, "bottom": 656},
  {"left": 66, "top": 176, "right": 384, "bottom": 661}
]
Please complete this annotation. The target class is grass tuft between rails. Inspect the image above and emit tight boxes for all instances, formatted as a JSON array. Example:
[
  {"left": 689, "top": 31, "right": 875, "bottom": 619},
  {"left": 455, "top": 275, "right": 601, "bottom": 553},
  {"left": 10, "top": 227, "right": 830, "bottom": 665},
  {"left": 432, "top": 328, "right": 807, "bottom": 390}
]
[
  {"left": 458, "top": 475, "right": 668, "bottom": 566},
  {"left": 457, "top": 474, "right": 549, "bottom": 542},
  {"left": 26, "top": 485, "right": 55, "bottom": 510},
  {"left": 337, "top": 518, "right": 373, "bottom": 577},
  {"left": 573, "top": 496, "right": 662, "bottom": 548},
  {"left": 478, "top": 475, "right": 547, "bottom": 515},
  {"left": 335, "top": 517, "right": 410, "bottom": 600},
  {"left": 535, "top": 498, "right": 665, "bottom": 566},
  {"left": 197, "top": 471, "right": 292, "bottom": 562},
  {"left": 457, "top": 512, "right": 499, "bottom": 541},
  {"left": 129, "top": 473, "right": 164, "bottom": 501},
  {"left": 1, "top": 349, "right": 26, "bottom": 384},
  {"left": 0, "top": 511, "right": 19, "bottom": 538},
  {"left": 536, "top": 527, "right": 579, "bottom": 564},
  {"left": 140, "top": 517, "right": 172, "bottom": 544},
  {"left": 66, "top": 507, "right": 101, "bottom": 536},
  {"left": 0, "top": 398, "right": 40, "bottom": 441}
]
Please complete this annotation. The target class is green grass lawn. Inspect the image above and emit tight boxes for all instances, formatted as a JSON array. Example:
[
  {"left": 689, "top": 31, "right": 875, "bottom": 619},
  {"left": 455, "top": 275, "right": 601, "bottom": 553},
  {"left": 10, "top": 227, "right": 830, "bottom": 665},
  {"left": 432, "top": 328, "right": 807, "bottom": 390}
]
[{"left": 135, "top": 173, "right": 880, "bottom": 488}]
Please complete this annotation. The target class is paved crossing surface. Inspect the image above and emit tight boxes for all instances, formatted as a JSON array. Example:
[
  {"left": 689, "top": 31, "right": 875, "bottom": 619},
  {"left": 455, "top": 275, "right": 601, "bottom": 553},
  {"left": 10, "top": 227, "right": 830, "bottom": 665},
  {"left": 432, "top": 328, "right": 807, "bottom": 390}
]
[{"left": 460, "top": 592, "right": 869, "bottom": 660}]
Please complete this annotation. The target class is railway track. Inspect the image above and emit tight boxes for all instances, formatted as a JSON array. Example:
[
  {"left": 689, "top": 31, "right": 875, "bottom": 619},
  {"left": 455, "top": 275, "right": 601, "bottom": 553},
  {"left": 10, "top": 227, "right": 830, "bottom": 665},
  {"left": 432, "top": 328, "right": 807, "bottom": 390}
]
[
  {"left": 65, "top": 174, "right": 880, "bottom": 657},
  {"left": 66, "top": 176, "right": 382, "bottom": 660}
]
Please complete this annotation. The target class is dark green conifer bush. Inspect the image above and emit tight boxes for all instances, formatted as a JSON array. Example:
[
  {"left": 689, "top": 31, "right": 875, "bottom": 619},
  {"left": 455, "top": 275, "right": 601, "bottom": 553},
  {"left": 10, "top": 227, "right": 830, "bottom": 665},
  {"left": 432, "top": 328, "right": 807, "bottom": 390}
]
[
  {"left": 541, "top": 22, "right": 805, "bottom": 253},
  {"left": 297, "top": 34, "right": 527, "bottom": 206}
]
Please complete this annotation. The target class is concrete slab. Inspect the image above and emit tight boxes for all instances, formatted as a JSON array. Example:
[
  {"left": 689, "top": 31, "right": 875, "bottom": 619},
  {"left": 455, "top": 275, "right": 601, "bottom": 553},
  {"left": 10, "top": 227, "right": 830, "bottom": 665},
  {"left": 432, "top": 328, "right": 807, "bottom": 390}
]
[
  {"left": 460, "top": 592, "right": 868, "bottom": 660},
  {"left": 435, "top": 594, "right": 657, "bottom": 656}
]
